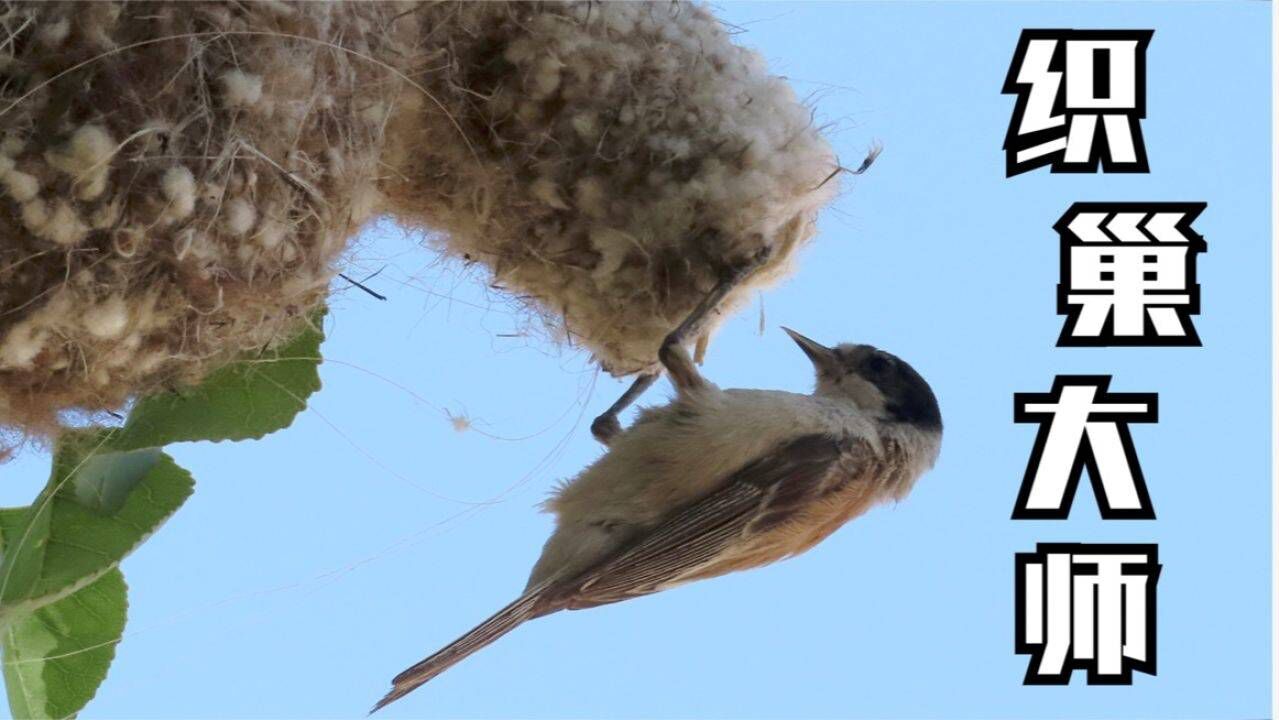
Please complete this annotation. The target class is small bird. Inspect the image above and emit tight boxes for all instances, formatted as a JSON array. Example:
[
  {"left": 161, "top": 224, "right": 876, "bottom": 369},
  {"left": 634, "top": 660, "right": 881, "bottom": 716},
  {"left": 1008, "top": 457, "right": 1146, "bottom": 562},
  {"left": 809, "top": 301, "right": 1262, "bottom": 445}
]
[{"left": 373, "top": 328, "right": 942, "bottom": 711}]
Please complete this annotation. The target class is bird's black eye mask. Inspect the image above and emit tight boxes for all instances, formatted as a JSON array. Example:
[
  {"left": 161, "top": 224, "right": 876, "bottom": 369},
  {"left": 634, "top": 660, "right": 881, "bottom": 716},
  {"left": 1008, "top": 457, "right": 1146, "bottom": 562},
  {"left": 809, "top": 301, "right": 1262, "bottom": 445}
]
[
  {"left": 832, "top": 348, "right": 942, "bottom": 431},
  {"left": 828, "top": 347, "right": 862, "bottom": 373},
  {"left": 881, "top": 359, "right": 942, "bottom": 431},
  {"left": 829, "top": 347, "right": 890, "bottom": 380},
  {"left": 859, "top": 352, "right": 892, "bottom": 379}
]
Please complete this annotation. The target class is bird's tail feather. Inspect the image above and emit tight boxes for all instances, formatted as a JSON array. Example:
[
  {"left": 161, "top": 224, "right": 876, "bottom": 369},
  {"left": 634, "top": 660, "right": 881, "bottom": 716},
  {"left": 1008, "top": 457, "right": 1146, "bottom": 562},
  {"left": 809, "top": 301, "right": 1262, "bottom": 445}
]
[{"left": 371, "top": 591, "right": 545, "bottom": 713}]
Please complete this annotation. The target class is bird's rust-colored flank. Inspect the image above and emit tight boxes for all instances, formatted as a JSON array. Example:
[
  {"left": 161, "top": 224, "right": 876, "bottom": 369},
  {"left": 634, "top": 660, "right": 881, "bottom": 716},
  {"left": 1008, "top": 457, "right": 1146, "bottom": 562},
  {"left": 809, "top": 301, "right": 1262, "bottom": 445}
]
[{"left": 551, "top": 434, "right": 903, "bottom": 609}]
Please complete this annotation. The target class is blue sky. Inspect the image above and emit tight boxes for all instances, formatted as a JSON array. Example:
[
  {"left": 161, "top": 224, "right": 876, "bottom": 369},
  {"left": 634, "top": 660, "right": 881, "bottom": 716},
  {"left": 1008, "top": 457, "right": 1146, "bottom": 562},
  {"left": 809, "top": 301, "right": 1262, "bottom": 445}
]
[{"left": 1, "top": 2, "right": 1271, "bottom": 718}]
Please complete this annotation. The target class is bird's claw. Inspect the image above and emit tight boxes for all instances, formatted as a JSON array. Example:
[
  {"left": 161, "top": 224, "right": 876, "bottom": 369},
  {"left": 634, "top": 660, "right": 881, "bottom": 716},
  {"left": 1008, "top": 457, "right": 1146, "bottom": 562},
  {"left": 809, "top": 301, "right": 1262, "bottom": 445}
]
[{"left": 591, "top": 413, "right": 622, "bottom": 446}]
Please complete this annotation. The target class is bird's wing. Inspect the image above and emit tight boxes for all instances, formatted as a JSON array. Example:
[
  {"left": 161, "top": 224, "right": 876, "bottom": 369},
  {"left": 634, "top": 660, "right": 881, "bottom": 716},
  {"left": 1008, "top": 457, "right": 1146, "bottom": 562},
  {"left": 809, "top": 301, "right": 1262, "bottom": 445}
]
[{"left": 549, "top": 433, "right": 870, "bottom": 610}]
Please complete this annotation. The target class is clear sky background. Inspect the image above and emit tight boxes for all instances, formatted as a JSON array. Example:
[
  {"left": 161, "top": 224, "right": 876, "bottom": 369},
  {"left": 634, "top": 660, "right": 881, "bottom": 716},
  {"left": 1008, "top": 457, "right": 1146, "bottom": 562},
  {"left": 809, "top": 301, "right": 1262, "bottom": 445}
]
[{"left": 1, "top": 2, "right": 1271, "bottom": 718}]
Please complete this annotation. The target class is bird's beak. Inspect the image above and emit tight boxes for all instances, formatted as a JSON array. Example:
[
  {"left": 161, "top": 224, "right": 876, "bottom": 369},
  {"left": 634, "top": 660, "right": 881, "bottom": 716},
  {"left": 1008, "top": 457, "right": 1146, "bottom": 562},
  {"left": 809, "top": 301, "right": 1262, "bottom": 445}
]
[{"left": 782, "top": 327, "right": 836, "bottom": 372}]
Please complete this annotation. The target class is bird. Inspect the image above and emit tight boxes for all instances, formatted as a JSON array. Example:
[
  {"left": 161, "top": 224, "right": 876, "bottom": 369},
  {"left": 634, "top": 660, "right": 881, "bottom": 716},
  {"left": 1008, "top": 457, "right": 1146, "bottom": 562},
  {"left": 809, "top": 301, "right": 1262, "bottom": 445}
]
[{"left": 373, "top": 327, "right": 942, "bottom": 712}]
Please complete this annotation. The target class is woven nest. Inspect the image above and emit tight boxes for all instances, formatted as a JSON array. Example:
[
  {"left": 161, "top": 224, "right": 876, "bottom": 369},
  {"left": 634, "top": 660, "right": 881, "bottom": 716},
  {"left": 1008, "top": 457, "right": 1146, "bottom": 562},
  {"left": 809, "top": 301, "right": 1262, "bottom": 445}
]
[
  {"left": 0, "top": 0, "right": 844, "bottom": 448},
  {"left": 383, "top": 1, "right": 839, "bottom": 375},
  {"left": 0, "top": 1, "right": 407, "bottom": 441}
]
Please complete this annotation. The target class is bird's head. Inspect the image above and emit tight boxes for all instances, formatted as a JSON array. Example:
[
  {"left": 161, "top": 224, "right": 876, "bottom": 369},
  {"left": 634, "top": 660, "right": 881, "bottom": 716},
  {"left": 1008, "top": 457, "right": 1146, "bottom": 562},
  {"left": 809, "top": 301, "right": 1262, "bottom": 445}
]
[{"left": 783, "top": 327, "right": 942, "bottom": 432}]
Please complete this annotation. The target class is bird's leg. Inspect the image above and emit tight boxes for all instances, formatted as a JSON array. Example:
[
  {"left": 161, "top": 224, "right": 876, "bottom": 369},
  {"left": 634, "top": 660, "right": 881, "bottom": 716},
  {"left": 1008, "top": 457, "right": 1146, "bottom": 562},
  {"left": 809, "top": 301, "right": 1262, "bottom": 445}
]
[
  {"left": 590, "top": 247, "right": 774, "bottom": 445},
  {"left": 589, "top": 371, "right": 659, "bottom": 444},
  {"left": 660, "top": 245, "right": 776, "bottom": 391}
]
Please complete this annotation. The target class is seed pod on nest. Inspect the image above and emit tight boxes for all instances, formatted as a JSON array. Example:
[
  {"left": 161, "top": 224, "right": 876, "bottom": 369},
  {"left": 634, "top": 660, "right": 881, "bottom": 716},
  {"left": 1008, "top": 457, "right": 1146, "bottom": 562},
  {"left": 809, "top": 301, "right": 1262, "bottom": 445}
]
[
  {"left": 383, "top": 1, "right": 841, "bottom": 376},
  {"left": 0, "top": 1, "right": 408, "bottom": 440}
]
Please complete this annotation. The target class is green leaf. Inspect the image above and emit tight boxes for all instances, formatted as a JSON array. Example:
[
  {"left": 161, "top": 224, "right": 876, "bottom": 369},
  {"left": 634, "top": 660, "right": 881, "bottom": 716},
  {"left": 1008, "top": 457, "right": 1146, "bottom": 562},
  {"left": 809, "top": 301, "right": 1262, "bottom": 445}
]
[
  {"left": 1, "top": 569, "right": 127, "bottom": 720},
  {"left": 0, "top": 309, "right": 326, "bottom": 717},
  {"left": 0, "top": 504, "right": 50, "bottom": 608},
  {"left": 68, "top": 447, "right": 162, "bottom": 515},
  {"left": 112, "top": 310, "right": 325, "bottom": 449},
  {"left": 0, "top": 432, "right": 193, "bottom": 609},
  {"left": 0, "top": 510, "right": 28, "bottom": 545}
]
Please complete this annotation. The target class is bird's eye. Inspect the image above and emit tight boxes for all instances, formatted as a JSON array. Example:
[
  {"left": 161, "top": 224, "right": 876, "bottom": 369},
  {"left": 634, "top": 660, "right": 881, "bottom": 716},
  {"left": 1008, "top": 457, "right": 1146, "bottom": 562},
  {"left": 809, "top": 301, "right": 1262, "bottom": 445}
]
[{"left": 864, "top": 354, "right": 890, "bottom": 376}]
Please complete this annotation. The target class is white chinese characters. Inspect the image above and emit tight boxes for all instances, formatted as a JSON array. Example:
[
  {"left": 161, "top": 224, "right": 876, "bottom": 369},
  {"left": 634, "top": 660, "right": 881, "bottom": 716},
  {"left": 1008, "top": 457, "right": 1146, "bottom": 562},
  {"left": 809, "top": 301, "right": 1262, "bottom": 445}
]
[
  {"left": 1057, "top": 203, "right": 1207, "bottom": 346},
  {"left": 1016, "top": 544, "right": 1160, "bottom": 684},
  {"left": 1003, "top": 30, "right": 1152, "bottom": 176},
  {"left": 1004, "top": 25, "right": 1194, "bottom": 690},
  {"left": 1013, "top": 376, "right": 1157, "bottom": 519}
]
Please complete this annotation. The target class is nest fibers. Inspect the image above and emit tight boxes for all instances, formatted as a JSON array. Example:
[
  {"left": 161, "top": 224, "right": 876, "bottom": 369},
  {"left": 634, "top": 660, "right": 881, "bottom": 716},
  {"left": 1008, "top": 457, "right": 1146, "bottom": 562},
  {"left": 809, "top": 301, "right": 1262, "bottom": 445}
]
[
  {"left": 0, "top": 1, "right": 406, "bottom": 438},
  {"left": 385, "top": 2, "right": 841, "bottom": 376},
  {"left": 0, "top": 0, "right": 845, "bottom": 442}
]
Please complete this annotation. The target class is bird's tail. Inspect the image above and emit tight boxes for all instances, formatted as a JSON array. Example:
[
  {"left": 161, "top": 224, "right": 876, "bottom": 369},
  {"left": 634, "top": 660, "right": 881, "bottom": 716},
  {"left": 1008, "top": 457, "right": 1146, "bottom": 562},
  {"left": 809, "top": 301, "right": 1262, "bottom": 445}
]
[{"left": 371, "top": 591, "right": 546, "bottom": 713}]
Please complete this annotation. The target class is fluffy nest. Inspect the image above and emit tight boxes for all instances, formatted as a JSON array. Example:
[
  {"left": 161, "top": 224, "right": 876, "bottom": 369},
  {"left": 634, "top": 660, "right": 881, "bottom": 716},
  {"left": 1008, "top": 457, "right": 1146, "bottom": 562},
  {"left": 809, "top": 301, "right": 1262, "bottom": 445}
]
[
  {"left": 0, "top": 0, "right": 844, "bottom": 444},
  {"left": 383, "top": 1, "right": 840, "bottom": 375},
  {"left": 0, "top": 1, "right": 406, "bottom": 439}
]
